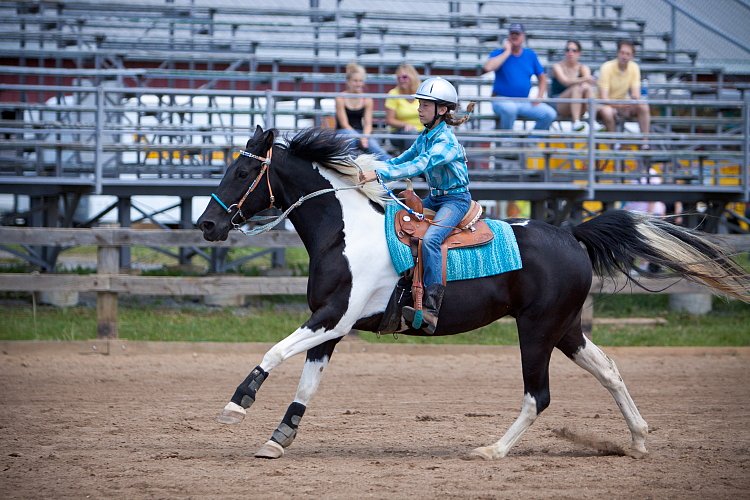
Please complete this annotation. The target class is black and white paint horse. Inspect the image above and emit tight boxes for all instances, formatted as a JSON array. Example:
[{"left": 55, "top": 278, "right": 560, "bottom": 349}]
[{"left": 197, "top": 126, "right": 749, "bottom": 460}]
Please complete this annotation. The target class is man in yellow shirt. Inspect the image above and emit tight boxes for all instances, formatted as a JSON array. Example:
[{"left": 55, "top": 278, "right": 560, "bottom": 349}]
[{"left": 597, "top": 40, "right": 651, "bottom": 148}]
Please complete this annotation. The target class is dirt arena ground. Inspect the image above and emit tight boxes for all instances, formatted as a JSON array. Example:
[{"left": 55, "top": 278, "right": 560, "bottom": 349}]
[{"left": 1, "top": 338, "right": 748, "bottom": 499}]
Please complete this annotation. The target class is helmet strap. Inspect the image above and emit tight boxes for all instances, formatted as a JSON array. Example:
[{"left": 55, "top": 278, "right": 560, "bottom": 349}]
[{"left": 425, "top": 101, "right": 445, "bottom": 130}]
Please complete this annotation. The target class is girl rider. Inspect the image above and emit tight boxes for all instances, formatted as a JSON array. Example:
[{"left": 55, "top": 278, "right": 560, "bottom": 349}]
[{"left": 360, "top": 77, "right": 474, "bottom": 334}]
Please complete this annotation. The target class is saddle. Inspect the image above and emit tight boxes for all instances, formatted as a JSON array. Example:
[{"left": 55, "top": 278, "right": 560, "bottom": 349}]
[
  {"left": 394, "top": 190, "right": 494, "bottom": 251},
  {"left": 381, "top": 190, "right": 494, "bottom": 334}
]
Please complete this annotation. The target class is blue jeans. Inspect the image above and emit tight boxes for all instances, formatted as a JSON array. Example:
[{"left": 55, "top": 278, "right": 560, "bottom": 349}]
[
  {"left": 421, "top": 192, "right": 471, "bottom": 288},
  {"left": 337, "top": 128, "right": 391, "bottom": 161},
  {"left": 491, "top": 98, "right": 557, "bottom": 131}
]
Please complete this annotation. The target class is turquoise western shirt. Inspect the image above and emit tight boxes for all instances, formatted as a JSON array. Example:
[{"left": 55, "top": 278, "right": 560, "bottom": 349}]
[{"left": 375, "top": 121, "right": 469, "bottom": 192}]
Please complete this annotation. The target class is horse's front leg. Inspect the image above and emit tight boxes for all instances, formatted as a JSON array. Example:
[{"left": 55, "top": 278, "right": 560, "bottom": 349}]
[
  {"left": 217, "top": 322, "right": 348, "bottom": 425},
  {"left": 254, "top": 337, "right": 343, "bottom": 459}
]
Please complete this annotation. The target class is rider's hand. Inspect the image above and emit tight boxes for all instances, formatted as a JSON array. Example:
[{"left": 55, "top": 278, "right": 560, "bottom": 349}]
[{"left": 358, "top": 171, "right": 378, "bottom": 184}]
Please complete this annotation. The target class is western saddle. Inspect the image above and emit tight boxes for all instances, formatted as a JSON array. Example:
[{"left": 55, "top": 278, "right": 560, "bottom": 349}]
[{"left": 389, "top": 189, "right": 494, "bottom": 331}]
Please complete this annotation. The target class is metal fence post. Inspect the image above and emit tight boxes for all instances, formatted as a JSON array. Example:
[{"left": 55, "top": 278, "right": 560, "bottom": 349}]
[
  {"left": 265, "top": 89, "right": 275, "bottom": 129},
  {"left": 744, "top": 96, "right": 749, "bottom": 202},
  {"left": 587, "top": 96, "right": 597, "bottom": 199},
  {"left": 669, "top": 5, "right": 677, "bottom": 64},
  {"left": 94, "top": 85, "right": 104, "bottom": 195}
]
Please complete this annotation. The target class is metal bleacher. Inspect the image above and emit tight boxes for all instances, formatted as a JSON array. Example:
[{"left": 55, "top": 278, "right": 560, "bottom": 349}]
[{"left": 0, "top": 0, "right": 748, "bottom": 252}]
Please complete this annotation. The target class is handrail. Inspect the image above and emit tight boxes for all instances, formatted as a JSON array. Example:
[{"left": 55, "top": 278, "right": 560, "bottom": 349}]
[
  {"left": 1, "top": 84, "right": 747, "bottom": 203},
  {"left": 2, "top": 83, "right": 746, "bottom": 107}
]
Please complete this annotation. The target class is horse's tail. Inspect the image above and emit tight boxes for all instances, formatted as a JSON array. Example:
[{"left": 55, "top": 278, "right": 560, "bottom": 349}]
[{"left": 571, "top": 210, "right": 750, "bottom": 302}]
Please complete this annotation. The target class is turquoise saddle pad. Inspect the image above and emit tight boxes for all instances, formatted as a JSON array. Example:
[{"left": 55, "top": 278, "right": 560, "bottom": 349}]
[{"left": 384, "top": 202, "right": 523, "bottom": 281}]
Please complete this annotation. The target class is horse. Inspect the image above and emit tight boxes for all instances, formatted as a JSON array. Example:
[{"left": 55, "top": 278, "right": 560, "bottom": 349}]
[{"left": 197, "top": 125, "right": 750, "bottom": 460}]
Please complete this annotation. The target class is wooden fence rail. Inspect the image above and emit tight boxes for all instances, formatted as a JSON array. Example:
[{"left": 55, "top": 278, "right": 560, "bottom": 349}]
[{"left": 0, "top": 227, "right": 748, "bottom": 338}]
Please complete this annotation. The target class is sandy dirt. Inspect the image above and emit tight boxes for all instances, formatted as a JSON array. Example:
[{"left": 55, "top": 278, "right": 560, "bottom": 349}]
[{"left": 0, "top": 338, "right": 748, "bottom": 499}]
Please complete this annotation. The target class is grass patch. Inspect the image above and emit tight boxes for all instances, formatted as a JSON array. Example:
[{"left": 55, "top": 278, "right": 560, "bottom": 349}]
[
  {"left": 589, "top": 296, "right": 750, "bottom": 346},
  {"left": 0, "top": 294, "right": 747, "bottom": 346},
  {"left": 0, "top": 302, "right": 310, "bottom": 342}
]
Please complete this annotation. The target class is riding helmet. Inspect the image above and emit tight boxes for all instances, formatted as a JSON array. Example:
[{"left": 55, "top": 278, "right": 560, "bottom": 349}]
[{"left": 413, "top": 77, "right": 458, "bottom": 108}]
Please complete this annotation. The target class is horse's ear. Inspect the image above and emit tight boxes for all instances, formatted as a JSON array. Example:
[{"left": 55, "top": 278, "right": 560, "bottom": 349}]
[
  {"left": 261, "top": 129, "right": 276, "bottom": 152},
  {"left": 246, "top": 126, "right": 264, "bottom": 149},
  {"left": 246, "top": 126, "right": 274, "bottom": 152}
]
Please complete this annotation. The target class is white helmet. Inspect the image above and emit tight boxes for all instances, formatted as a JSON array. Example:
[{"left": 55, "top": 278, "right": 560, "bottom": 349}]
[{"left": 413, "top": 77, "right": 458, "bottom": 106}]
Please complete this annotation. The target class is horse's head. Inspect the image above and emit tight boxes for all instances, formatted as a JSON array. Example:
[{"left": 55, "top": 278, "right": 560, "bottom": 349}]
[{"left": 198, "top": 125, "right": 276, "bottom": 241}]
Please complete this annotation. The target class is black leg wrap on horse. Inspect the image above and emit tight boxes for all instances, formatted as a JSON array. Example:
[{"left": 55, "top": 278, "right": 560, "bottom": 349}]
[
  {"left": 230, "top": 365, "right": 268, "bottom": 409},
  {"left": 270, "top": 402, "right": 306, "bottom": 448},
  {"left": 378, "top": 276, "right": 413, "bottom": 333}
]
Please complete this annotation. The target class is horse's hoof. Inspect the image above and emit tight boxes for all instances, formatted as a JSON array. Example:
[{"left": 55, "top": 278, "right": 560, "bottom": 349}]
[
  {"left": 255, "top": 440, "right": 284, "bottom": 459},
  {"left": 468, "top": 446, "right": 496, "bottom": 460},
  {"left": 216, "top": 402, "right": 246, "bottom": 425},
  {"left": 628, "top": 446, "right": 648, "bottom": 459}
]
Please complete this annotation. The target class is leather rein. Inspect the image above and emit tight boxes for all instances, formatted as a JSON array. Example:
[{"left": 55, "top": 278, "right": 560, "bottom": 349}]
[
  {"left": 210, "top": 147, "right": 465, "bottom": 236},
  {"left": 210, "top": 146, "right": 363, "bottom": 236}
]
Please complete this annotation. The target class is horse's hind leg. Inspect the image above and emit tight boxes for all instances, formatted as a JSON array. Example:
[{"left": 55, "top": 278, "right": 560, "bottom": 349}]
[
  {"left": 557, "top": 331, "right": 649, "bottom": 457},
  {"left": 255, "top": 337, "right": 342, "bottom": 459},
  {"left": 471, "top": 317, "right": 556, "bottom": 460}
]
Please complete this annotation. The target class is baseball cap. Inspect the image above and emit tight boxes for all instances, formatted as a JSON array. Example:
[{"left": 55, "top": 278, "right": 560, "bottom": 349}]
[{"left": 509, "top": 23, "right": 525, "bottom": 34}]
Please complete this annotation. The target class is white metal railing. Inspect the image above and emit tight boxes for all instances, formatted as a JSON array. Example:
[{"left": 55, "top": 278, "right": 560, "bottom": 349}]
[{"left": 1, "top": 83, "right": 748, "bottom": 201}]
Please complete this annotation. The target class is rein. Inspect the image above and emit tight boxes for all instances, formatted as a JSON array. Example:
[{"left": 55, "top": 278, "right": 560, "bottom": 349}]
[
  {"left": 375, "top": 173, "right": 425, "bottom": 221},
  {"left": 237, "top": 182, "right": 361, "bottom": 236},
  {"left": 213, "top": 149, "right": 364, "bottom": 236},
  {"left": 375, "top": 173, "right": 465, "bottom": 230},
  {"left": 212, "top": 148, "right": 460, "bottom": 237}
]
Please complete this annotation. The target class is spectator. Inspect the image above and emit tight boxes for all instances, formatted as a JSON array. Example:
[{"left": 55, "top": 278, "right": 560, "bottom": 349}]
[
  {"left": 550, "top": 40, "right": 596, "bottom": 131},
  {"left": 335, "top": 62, "right": 390, "bottom": 160},
  {"left": 385, "top": 63, "right": 424, "bottom": 153},
  {"left": 483, "top": 23, "right": 557, "bottom": 132},
  {"left": 597, "top": 40, "right": 651, "bottom": 148}
]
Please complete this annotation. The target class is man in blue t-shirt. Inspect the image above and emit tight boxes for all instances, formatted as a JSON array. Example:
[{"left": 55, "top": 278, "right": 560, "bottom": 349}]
[{"left": 483, "top": 23, "right": 556, "bottom": 131}]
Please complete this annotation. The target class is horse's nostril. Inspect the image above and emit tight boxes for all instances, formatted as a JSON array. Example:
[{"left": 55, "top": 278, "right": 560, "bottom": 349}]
[{"left": 199, "top": 220, "right": 215, "bottom": 232}]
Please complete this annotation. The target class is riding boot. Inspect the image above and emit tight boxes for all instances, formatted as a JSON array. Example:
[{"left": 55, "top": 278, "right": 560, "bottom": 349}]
[{"left": 402, "top": 283, "right": 445, "bottom": 335}]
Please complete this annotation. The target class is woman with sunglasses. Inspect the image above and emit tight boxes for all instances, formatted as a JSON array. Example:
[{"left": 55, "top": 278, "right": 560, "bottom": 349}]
[
  {"left": 384, "top": 63, "right": 423, "bottom": 153},
  {"left": 550, "top": 40, "right": 596, "bottom": 131}
]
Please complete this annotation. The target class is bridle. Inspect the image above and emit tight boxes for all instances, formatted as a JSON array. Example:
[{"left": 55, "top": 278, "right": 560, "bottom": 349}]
[{"left": 210, "top": 147, "right": 275, "bottom": 230}]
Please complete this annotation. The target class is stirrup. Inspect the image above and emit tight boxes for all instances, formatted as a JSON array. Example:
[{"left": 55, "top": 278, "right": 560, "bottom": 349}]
[{"left": 402, "top": 306, "right": 438, "bottom": 334}]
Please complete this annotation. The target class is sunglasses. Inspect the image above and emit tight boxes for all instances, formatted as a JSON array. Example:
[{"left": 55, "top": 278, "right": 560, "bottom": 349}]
[
  {"left": 565, "top": 48, "right": 579, "bottom": 53},
  {"left": 397, "top": 75, "right": 410, "bottom": 80}
]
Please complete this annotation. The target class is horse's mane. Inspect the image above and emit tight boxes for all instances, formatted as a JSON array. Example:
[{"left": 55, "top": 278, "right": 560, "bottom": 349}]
[{"left": 282, "top": 128, "right": 388, "bottom": 206}]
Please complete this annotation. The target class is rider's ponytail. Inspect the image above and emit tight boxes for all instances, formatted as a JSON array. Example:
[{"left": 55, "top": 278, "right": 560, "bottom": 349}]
[{"left": 442, "top": 101, "right": 475, "bottom": 127}]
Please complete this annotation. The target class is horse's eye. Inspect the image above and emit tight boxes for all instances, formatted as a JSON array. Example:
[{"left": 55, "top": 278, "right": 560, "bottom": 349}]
[{"left": 237, "top": 168, "right": 249, "bottom": 179}]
